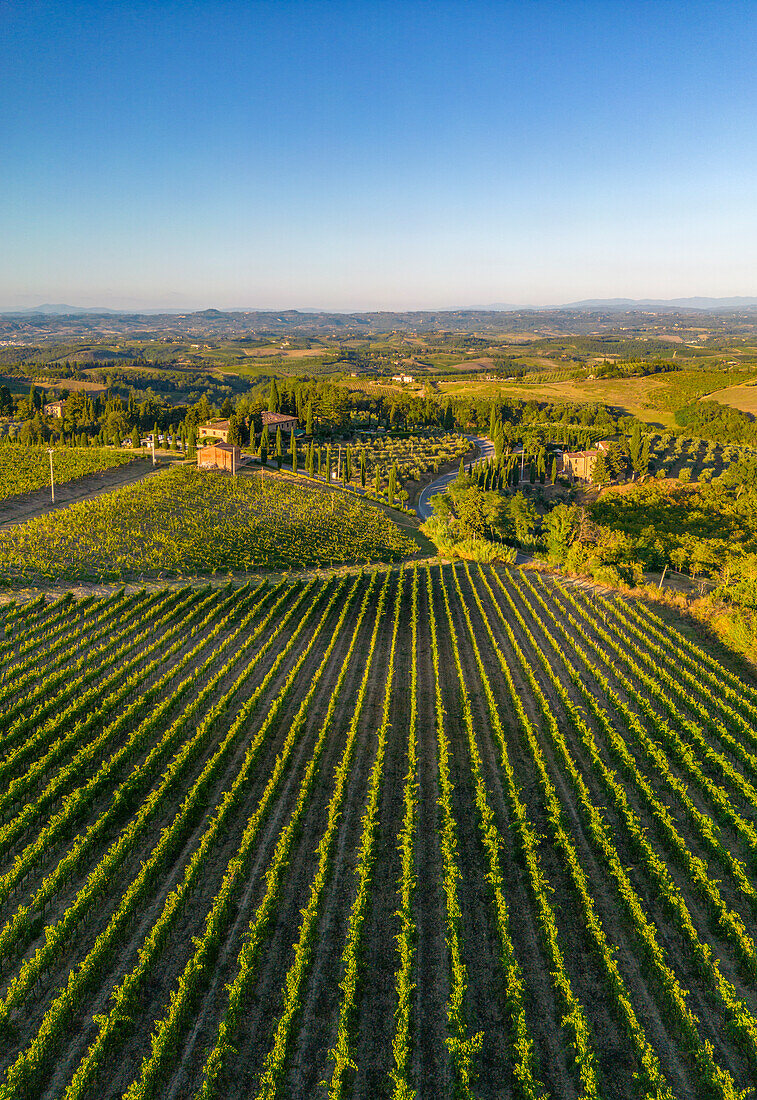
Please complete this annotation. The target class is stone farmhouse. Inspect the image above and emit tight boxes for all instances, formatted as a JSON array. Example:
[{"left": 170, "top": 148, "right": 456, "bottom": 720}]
[
  {"left": 561, "top": 440, "right": 613, "bottom": 481},
  {"left": 262, "top": 412, "right": 298, "bottom": 433},
  {"left": 198, "top": 420, "right": 231, "bottom": 443}
]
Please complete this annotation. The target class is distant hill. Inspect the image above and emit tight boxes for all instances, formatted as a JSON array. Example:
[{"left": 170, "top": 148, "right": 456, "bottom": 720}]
[
  {"left": 460, "top": 302, "right": 529, "bottom": 311},
  {"left": 15, "top": 303, "right": 123, "bottom": 315},
  {"left": 7, "top": 296, "right": 757, "bottom": 319},
  {"left": 4, "top": 303, "right": 757, "bottom": 340},
  {"left": 564, "top": 297, "right": 757, "bottom": 311}
]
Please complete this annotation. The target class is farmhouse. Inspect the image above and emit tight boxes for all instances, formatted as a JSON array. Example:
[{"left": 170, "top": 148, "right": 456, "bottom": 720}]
[
  {"left": 561, "top": 439, "right": 613, "bottom": 481},
  {"left": 262, "top": 412, "right": 298, "bottom": 433},
  {"left": 391, "top": 374, "right": 414, "bottom": 384},
  {"left": 562, "top": 449, "right": 600, "bottom": 480},
  {"left": 196, "top": 442, "right": 242, "bottom": 472},
  {"left": 44, "top": 400, "right": 66, "bottom": 418},
  {"left": 198, "top": 420, "right": 231, "bottom": 443}
]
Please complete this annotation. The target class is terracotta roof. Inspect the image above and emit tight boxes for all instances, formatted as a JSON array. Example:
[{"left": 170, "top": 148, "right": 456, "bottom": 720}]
[{"left": 262, "top": 412, "right": 298, "bottom": 424}]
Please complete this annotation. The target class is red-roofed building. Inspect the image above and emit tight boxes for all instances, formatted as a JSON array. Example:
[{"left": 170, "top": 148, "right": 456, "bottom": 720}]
[
  {"left": 561, "top": 440, "right": 613, "bottom": 481},
  {"left": 199, "top": 420, "right": 231, "bottom": 443},
  {"left": 262, "top": 412, "right": 298, "bottom": 432}
]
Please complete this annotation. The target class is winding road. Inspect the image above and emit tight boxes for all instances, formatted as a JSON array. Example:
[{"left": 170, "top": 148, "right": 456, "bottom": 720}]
[
  {"left": 416, "top": 434, "right": 533, "bottom": 565},
  {"left": 416, "top": 434, "right": 496, "bottom": 520}
]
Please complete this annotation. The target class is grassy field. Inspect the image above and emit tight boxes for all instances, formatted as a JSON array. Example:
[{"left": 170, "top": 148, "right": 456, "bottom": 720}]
[
  {"left": 439, "top": 370, "right": 757, "bottom": 426},
  {"left": 239, "top": 347, "right": 327, "bottom": 360},
  {"left": 703, "top": 380, "right": 757, "bottom": 415},
  {"left": 2, "top": 564, "right": 757, "bottom": 1097},
  {"left": 438, "top": 374, "right": 680, "bottom": 423}
]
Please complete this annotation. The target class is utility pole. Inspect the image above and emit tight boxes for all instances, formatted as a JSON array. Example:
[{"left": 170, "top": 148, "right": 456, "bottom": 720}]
[
  {"left": 232, "top": 446, "right": 236, "bottom": 477},
  {"left": 47, "top": 448, "right": 55, "bottom": 503},
  {"left": 658, "top": 563, "right": 668, "bottom": 589}
]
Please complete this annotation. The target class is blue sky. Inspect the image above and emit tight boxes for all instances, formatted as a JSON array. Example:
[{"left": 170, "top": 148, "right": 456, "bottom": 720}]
[{"left": 2, "top": 0, "right": 756, "bottom": 310}]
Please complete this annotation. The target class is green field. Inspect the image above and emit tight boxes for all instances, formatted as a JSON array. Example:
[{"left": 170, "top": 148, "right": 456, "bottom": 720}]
[
  {"left": 2, "top": 564, "right": 757, "bottom": 1097},
  {"left": 0, "top": 445, "right": 139, "bottom": 502},
  {"left": 0, "top": 466, "right": 417, "bottom": 583}
]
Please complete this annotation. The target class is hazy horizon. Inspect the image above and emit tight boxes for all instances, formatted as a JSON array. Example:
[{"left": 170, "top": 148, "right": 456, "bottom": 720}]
[
  {"left": 3, "top": 0, "right": 756, "bottom": 310},
  {"left": 6, "top": 295, "right": 757, "bottom": 316}
]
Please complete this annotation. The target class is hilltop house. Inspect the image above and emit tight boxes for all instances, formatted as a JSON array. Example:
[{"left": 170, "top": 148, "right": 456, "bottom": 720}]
[
  {"left": 561, "top": 440, "right": 613, "bottom": 481},
  {"left": 198, "top": 420, "right": 231, "bottom": 443},
  {"left": 261, "top": 412, "right": 298, "bottom": 433},
  {"left": 44, "top": 400, "right": 66, "bottom": 418}
]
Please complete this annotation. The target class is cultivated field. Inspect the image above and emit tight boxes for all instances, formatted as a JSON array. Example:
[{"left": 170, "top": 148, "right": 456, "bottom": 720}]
[
  {"left": 0, "top": 446, "right": 138, "bottom": 503},
  {"left": 0, "top": 565, "right": 756, "bottom": 1098},
  {"left": 439, "top": 371, "right": 757, "bottom": 427},
  {"left": 438, "top": 374, "right": 680, "bottom": 423},
  {"left": 646, "top": 433, "right": 755, "bottom": 481},
  {"left": 0, "top": 467, "right": 417, "bottom": 583}
]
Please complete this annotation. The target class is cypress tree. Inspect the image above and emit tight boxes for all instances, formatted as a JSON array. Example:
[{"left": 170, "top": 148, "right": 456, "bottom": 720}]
[
  {"left": 388, "top": 464, "right": 397, "bottom": 506},
  {"left": 268, "top": 379, "right": 281, "bottom": 413},
  {"left": 641, "top": 437, "right": 650, "bottom": 474}
]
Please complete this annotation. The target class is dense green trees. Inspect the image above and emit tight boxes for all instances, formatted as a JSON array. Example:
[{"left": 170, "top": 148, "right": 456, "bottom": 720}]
[{"left": 675, "top": 400, "right": 757, "bottom": 446}]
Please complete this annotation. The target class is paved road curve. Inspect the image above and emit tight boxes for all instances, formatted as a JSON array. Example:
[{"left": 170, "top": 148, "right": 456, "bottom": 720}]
[{"left": 416, "top": 434, "right": 495, "bottom": 520}]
